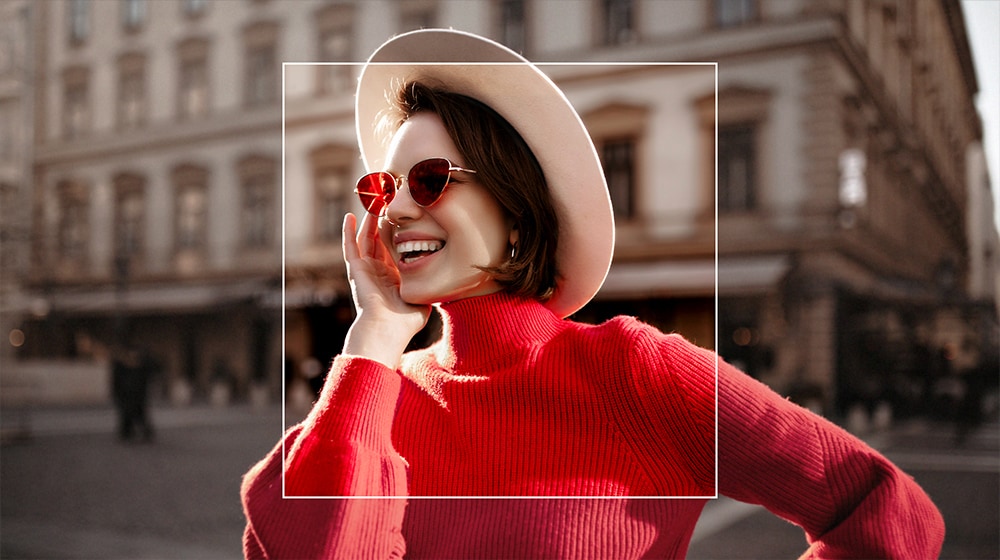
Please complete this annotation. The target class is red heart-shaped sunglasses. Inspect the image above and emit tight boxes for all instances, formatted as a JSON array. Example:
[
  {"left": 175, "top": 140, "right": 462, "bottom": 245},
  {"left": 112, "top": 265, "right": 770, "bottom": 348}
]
[{"left": 354, "top": 157, "right": 477, "bottom": 217}]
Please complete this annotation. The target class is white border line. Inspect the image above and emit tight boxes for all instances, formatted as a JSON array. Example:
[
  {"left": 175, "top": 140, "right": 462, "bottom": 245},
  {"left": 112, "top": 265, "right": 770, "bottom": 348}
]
[
  {"left": 280, "top": 62, "right": 288, "bottom": 498},
  {"left": 713, "top": 60, "right": 720, "bottom": 500},
  {"left": 281, "top": 61, "right": 719, "bottom": 500}
]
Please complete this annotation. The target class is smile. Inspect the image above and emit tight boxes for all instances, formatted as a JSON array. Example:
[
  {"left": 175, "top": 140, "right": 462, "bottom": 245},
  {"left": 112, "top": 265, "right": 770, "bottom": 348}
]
[{"left": 396, "top": 240, "right": 445, "bottom": 264}]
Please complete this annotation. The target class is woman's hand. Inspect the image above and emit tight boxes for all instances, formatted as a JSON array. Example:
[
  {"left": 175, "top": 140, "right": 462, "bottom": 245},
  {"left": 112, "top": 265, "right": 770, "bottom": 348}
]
[{"left": 340, "top": 212, "right": 431, "bottom": 369}]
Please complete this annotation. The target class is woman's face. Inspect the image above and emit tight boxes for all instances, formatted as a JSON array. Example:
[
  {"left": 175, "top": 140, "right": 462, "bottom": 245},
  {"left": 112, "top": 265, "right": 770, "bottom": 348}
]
[{"left": 377, "top": 112, "right": 516, "bottom": 306}]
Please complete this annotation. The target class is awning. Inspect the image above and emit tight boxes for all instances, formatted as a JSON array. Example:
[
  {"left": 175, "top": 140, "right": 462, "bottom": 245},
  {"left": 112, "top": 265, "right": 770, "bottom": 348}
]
[
  {"left": 42, "top": 279, "right": 275, "bottom": 315},
  {"left": 599, "top": 255, "right": 790, "bottom": 299}
]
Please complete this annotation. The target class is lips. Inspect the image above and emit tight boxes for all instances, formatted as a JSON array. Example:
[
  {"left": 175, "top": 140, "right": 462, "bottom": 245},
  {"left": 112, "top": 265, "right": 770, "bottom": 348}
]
[{"left": 396, "top": 239, "right": 445, "bottom": 264}]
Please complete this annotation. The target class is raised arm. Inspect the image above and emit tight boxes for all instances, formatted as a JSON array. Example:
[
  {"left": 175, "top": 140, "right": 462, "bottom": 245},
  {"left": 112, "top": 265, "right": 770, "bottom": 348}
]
[
  {"left": 632, "top": 329, "right": 943, "bottom": 557},
  {"left": 239, "top": 213, "right": 430, "bottom": 558},
  {"left": 715, "top": 359, "right": 944, "bottom": 558}
]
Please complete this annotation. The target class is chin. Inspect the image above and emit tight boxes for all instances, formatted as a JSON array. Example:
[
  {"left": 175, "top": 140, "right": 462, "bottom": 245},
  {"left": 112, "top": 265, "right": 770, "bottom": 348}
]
[
  {"left": 399, "top": 289, "right": 438, "bottom": 306},
  {"left": 399, "top": 278, "right": 499, "bottom": 307}
]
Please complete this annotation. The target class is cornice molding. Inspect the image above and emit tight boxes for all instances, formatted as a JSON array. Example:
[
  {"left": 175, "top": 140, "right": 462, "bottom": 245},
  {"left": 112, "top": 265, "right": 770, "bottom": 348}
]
[{"left": 35, "top": 106, "right": 281, "bottom": 166}]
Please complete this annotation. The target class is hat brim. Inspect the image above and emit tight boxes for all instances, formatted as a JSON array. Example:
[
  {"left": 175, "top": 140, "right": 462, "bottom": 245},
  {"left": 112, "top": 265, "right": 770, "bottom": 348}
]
[{"left": 356, "top": 29, "right": 614, "bottom": 318}]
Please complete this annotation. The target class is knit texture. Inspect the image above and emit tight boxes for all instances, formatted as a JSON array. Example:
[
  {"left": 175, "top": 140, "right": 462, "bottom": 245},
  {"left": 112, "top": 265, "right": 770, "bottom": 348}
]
[{"left": 241, "top": 292, "right": 944, "bottom": 558}]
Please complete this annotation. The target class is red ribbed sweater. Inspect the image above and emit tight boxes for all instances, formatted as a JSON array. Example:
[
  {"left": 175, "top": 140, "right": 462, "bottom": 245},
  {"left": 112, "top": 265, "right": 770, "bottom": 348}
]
[{"left": 241, "top": 292, "right": 944, "bottom": 558}]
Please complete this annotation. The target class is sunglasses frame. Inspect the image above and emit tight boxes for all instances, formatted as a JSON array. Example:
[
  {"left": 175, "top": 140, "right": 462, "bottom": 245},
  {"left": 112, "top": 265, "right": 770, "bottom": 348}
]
[{"left": 354, "top": 157, "right": 477, "bottom": 217}]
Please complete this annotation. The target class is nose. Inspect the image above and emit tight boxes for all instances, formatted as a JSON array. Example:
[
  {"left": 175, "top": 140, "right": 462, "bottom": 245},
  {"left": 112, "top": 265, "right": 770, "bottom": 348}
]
[{"left": 383, "top": 175, "right": 423, "bottom": 225}]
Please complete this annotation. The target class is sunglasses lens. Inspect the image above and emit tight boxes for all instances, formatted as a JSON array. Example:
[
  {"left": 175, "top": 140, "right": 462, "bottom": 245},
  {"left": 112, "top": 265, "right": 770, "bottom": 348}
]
[
  {"left": 408, "top": 158, "right": 452, "bottom": 206},
  {"left": 356, "top": 172, "right": 394, "bottom": 215}
]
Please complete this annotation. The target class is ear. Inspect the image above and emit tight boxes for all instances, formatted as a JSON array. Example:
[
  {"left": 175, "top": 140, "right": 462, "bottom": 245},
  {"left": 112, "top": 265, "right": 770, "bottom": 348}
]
[{"left": 508, "top": 225, "right": 519, "bottom": 248}]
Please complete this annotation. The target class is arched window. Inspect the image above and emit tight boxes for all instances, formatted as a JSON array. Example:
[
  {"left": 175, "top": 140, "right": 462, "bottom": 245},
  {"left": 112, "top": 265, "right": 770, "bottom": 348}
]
[
  {"left": 237, "top": 155, "right": 277, "bottom": 250},
  {"left": 583, "top": 102, "right": 649, "bottom": 221},
  {"left": 172, "top": 164, "right": 209, "bottom": 253},
  {"left": 117, "top": 52, "right": 147, "bottom": 130},
  {"left": 113, "top": 172, "right": 147, "bottom": 270},
  {"left": 309, "top": 144, "right": 355, "bottom": 243},
  {"left": 243, "top": 21, "right": 279, "bottom": 107},
  {"left": 177, "top": 37, "right": 211, "bottom": 119},
  {"left": 314, "top": 4, "right": 355, "bottom": 95},
  {"left": 57, "top": 179, "right": 90, "bottom": 263}
]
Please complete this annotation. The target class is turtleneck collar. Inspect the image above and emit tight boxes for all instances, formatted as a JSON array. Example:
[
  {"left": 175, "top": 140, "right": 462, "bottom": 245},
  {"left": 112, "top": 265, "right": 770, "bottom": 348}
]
[{"left": 430, "top": 291, "right": 565, "bottom": 373}]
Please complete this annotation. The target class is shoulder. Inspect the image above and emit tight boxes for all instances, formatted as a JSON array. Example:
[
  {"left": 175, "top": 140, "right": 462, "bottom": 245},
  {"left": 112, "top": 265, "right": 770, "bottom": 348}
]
[
  {"left": 567, "top": 315, "right": 706, "bottom": 364},
  {"left": 547, "top": 315, "right": 712, "bottom": 389},
  {"left": 560, "top": 314, "right": 652, "bottom": 344}
]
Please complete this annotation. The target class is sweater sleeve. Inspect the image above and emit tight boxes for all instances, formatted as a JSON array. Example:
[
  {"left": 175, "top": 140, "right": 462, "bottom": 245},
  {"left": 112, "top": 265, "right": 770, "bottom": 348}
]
[
  {"left": 715, "top": 359, "right": 945, "bottom": 558},
  {"left": 637, "top": 329, "right": 944, "bottom": 558},
  {"left": 239, "top": 355, "right": 409, "bottom": 558}
]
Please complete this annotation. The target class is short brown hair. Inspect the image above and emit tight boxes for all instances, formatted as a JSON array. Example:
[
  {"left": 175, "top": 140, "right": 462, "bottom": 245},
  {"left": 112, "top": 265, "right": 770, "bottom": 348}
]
[{"left": 382, "top": 80, "right": 560, "bottom": 301}]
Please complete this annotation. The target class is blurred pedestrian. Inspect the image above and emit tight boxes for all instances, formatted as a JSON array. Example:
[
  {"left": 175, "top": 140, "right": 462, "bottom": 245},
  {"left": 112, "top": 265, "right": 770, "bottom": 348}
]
[
  {"left": 111, "top": 342, "right": 155, "bottom": 443},
  {"left": 241, "top": 29, "right": 944, "bottom": 559},
  {"left": 955, "top": 339, "right": 991, "bottom": 445}
]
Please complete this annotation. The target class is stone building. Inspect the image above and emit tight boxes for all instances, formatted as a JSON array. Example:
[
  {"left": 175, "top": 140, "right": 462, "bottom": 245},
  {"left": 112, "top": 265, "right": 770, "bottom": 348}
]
[
  {"left": 0, "top": 0, "right": 39, "bottom": 412},
  {"left": 10, "top": 0, "right": 994, "bottom": 417}
]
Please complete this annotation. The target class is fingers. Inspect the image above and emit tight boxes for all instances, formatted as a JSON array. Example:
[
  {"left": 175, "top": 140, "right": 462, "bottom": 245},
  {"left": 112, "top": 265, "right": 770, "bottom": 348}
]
[
  {"left": 356, "top": 211, "right": 379, "bottom": 258},
  {"left": 342, "top": 213, "right": 359, "bottom": 263},
  {"left": 344, "top": 212, "right": 395, "bottom": 268},
  {"left": 372, "top": 219, "right": 389, "bottom": 264}
]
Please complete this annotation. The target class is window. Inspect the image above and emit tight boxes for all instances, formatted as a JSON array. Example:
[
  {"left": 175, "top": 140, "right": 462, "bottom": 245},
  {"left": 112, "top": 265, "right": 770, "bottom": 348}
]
[
  {"left": 602, "top": 139, "right": 637, "bottom": 219},
  {"left": 177, "top": 38, "right": 210, "bottom": 119},
  {"left": 172, "top": 165, "right": 209, "bottom": 253},
  {"left": 113, "top": 173, "right": 146, "bottom": 264},
  {"left": 121, "top": 0, "right": 146, "bottom": 32},
  {"left": 583, "top": 102, "right": 648, "bottom": 222},
  {"left": 0, "top": 101, "right": 16, "bottom": 162},
  {"left": 713, "top": 0, "right": 756, "bottom": 28},
  {"left": 63, "top": 66, "right": 90, "bottom": 140},
  {"left": 182, "top": 0, "right": 207, "bottom": 18},
  {"left": 68, "top": 0, "right": 89, "bottom": 45},
  {"left": 600, "top": 0, "right": 635, "bottom": 46},
  {"left": 0, "top": 36, "right": 13, "bottom": 77},
  {"left": 400, "top": 0, "right": 438, "bottom": 31},
  {"left": 243, "top": 22, "right": 279, "bottom": 107},
  {"left": 310, "top": 144, "right": 354, "bottom": 243},
  {"left": 117, "top": 53, "right": 146, "bottom": 130},
  {"left": 57, "top": 180, "right": 89, "bottom": 262},
  {"left": 497, "top": 0, "right": 527, "bottom": 53},
  {"left": 700, "top": 86, "right": 771, "bottom": 216},
  {"left": 246, "top": 44, "right": 276, "bottom": 106},
  {"left": 315, "top": 5, "right": 354, "bottom": 95},
  {"left": 316, "top": 172, "right": 348, "bottom": 242},
  {"left": 238, "top": 155, "right": 276, "bottom": 250},
  {"left": 718, "top": 124, "right": 756, "bottom": 212}
]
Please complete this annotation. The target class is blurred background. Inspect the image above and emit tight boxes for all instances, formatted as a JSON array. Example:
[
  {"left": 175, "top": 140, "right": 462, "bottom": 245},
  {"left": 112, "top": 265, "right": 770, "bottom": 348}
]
[{"left": 1, "top": 0, "right": 997, "bottom": 558}]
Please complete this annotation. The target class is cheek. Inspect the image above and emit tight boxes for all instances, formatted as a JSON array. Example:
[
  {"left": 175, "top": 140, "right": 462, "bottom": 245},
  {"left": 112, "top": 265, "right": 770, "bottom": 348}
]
[{"left": 463, "top": 215, "right": 511, "bottom": 263}]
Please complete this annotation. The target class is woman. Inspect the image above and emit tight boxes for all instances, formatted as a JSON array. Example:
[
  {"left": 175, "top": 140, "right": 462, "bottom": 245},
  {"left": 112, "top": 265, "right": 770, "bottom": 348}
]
[{"left": 241, "top": 29, "right": 943, "bottom": 558}]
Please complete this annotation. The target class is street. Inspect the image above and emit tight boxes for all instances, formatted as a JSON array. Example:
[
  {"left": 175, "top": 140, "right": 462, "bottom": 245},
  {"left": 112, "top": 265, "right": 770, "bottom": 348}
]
[
  {"left": 1, "top": 404, "right": 997, "bottom": 559},
  {"left": 1, "top": 404, "right": 283, "bottom": 559}
]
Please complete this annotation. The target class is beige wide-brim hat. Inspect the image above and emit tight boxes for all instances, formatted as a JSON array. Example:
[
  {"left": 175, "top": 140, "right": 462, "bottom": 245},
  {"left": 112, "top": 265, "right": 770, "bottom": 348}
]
[{"left": 356, "top": 29, "right": 614, "bottom": 319}]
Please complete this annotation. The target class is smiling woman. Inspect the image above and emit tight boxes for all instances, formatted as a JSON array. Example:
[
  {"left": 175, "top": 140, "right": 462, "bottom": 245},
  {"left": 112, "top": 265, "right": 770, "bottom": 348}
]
[
  {"left": 372, "top": 110, "right": 512, "bottom": 308},
  {"left": 376, "top": 82, "right": 559, "bottom": 302},
  {"left": 240, "top": 29, "right": 944, "bottom": 560}
]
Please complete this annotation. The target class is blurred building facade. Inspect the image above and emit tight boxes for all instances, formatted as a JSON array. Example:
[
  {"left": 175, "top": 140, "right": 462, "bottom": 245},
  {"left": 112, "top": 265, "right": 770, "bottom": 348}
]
[
  {"left": 7, "top": 0, "right": 997, "bottom": 417},
  {"left": 0, "top": 0, "right": 38, "bottom": 408},
  {"left": 0, "top": 0, "right": 32, "bottom": 336}
]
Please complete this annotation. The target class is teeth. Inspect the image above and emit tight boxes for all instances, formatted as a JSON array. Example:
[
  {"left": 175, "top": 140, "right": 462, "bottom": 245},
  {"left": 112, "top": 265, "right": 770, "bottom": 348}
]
[{"left": 396, "top": 240, "right": 443, "bottom": 254}]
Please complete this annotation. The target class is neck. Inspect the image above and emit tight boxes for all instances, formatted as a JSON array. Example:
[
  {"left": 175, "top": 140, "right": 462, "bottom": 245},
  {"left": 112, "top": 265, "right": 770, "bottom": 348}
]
[{"left": 432, "top": 291, "right": 563, "bottom": 372}]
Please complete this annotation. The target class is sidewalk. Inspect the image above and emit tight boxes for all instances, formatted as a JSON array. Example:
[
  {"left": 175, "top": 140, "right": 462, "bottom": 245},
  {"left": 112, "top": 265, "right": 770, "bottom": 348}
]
[
  {"left": 3, "top": 406, "right": 996, "bottom": 559},
  {"left": 1, "top": 402, "right": 284, "bottom": 559}
]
